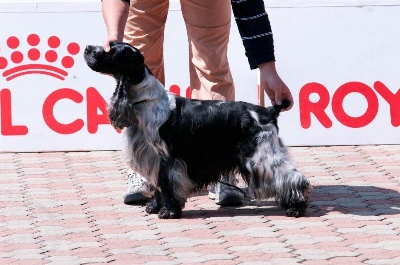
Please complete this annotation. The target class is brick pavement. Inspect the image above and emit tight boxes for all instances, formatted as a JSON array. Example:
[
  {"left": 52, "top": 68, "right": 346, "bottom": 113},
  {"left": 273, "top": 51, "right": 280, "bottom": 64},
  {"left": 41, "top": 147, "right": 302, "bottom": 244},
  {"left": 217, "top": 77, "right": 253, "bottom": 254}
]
[{"left": 1, "top": 145, "right": 400, "bottom": 264}]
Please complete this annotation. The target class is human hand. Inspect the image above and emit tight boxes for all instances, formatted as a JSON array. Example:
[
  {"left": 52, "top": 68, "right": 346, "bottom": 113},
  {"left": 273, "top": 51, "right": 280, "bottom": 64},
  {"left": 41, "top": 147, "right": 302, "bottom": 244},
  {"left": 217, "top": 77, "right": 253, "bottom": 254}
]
[
  {"left": 259, "top": 61, "right": 293, "bottom": 111},
  {"left": 101, "top": 0, "right": 128, "bottom": 52},
  {"left": 102, "top": 37, "right": 119, "bottom": 52}
]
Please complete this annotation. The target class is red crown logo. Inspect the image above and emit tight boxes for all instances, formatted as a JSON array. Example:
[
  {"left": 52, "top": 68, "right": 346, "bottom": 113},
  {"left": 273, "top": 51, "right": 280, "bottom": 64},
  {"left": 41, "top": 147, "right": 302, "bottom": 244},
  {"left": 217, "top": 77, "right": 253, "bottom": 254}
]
[{"left": 0, "top": 34, "right": 80, "bottom": 81}]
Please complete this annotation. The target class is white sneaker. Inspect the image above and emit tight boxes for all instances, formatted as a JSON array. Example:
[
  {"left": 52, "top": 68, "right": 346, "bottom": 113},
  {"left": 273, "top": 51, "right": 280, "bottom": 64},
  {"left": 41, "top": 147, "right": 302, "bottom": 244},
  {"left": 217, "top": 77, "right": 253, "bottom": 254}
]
[{"left": 123, "top": 172, "right": 155, "bottom": 204}]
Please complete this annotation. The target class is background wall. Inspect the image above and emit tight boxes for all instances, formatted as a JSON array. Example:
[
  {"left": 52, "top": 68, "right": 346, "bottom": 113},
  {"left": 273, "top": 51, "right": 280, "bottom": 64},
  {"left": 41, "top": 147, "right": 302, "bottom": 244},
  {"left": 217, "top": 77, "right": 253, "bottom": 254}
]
[{"left": 0, "top": 0, "right": 399, "bottom": 152}]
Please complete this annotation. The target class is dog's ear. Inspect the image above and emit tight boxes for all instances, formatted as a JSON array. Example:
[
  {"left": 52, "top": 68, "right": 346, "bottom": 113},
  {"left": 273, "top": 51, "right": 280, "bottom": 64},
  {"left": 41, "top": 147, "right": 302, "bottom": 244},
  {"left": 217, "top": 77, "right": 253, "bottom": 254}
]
[
  {"left": 111, "top": 42, "right": 145, "bottom": 76},
  {"left": 121, "top": 45, "right": 145, "bottom": 80}
]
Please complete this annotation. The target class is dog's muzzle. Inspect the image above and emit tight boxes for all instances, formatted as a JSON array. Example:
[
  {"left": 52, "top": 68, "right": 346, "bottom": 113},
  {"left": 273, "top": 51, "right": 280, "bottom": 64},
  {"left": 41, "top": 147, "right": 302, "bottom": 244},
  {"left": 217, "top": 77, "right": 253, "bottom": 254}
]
[{"left": 83, "top": 45, "right": 105, "bottom": 71}]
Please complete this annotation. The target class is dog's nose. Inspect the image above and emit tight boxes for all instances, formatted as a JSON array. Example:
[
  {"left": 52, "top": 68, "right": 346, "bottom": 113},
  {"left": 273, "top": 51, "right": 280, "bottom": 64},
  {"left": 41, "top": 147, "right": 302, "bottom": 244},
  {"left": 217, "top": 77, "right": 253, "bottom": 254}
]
[
  {"left": 85, "top": 45, "right": 106, "bottom": 56},
  {"left": 84, "top": 45, "right": 94, "bottom": 54}
]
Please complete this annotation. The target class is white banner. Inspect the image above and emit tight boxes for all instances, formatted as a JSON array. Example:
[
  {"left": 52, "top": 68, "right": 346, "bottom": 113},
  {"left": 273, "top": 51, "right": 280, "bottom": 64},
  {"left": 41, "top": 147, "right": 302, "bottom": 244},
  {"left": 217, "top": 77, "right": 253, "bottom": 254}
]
[
  {"left": 267, "top": 1, "right": 400, "bottom": 145},
  {"left": 0, "top": 1, "right": 256, "bottom": 152},
  {"left": 0, "top": 0, "right": 399, "bottom": 152}
]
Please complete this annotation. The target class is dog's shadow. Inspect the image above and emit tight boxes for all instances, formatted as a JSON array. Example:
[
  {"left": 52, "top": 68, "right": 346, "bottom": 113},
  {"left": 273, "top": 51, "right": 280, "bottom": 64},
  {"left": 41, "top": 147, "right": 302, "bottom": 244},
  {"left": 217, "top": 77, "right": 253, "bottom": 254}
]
[
  {"left": 306, "top": 184, "right": 400, "bottom": 217},
  {"left": 179, "top": 185, "right": 400, "bottom": 219}
]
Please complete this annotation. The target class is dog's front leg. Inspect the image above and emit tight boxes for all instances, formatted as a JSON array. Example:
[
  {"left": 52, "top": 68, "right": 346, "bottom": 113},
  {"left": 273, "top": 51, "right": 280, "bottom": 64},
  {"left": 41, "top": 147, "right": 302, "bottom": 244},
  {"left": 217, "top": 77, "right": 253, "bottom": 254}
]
[
  {"left": 145, "top": 190, "right": 162, "bottom": 214},
  {"left": 158, "top": 193, "right": 183, "bottom": 219},
  {"left": 144, "top": 188, "right": 182, "bottom": 219},
  {"left": 155, "top": 157, "right": 184, "bottom": 219}
]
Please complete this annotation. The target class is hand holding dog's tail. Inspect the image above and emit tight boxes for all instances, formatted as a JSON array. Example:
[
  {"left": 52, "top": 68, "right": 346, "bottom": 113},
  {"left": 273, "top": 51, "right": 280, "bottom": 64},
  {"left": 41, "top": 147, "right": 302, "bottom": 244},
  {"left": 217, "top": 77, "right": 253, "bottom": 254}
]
[{"left": 273, "top": 99, "right": 291, "bottom": 113}]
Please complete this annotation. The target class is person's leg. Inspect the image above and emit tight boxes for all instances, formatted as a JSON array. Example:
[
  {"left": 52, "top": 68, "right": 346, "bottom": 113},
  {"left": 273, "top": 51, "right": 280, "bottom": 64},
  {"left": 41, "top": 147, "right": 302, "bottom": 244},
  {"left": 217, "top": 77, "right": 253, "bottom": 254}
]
[
  {"left": 124, "top": 0, "right": 169, "bottom": 85},
  {"left": 181, "top": 0, "right": 243, "bottom": 205},
  {"left": 181, "top": 0, "right": 235, "bottom": 101},
  {"left": 122, "top": 0, "right": 169, "bottom": 204}
]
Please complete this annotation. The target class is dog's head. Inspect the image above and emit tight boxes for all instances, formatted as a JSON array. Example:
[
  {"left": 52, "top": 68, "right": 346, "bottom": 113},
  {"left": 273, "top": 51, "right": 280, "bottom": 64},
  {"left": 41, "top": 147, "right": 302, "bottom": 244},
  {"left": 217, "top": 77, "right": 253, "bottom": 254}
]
[
  {"left": 84, "top": 42, "right": 150, "bottom": 129},
  {"left": 84, "top": 41, "right": 145, "bottom": 82}
]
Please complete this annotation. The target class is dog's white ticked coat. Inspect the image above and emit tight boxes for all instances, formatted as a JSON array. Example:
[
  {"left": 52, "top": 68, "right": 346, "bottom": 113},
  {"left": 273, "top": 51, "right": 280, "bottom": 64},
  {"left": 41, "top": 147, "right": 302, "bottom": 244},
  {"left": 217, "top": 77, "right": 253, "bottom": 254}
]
[
  {"left": 84, "top": 42, "right": 311, "bottom": 219},
  {"left": 123, "top": 71, "right": 197, "bottom": 203}
]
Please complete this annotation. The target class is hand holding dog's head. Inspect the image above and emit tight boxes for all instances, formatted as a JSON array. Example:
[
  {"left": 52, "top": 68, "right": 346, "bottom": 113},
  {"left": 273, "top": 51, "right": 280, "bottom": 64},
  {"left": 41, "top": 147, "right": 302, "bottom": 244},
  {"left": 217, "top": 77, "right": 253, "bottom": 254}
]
[{"left": 84, "top": 41, "right": 145, "bottom": 82}]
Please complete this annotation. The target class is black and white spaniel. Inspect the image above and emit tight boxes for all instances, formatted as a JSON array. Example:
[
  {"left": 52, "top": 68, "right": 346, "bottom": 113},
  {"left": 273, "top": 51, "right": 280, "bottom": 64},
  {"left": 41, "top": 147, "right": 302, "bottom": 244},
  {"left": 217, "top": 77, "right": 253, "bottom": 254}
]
[{"left": 84, "top": 41, "right": 311, "bottom": 219}]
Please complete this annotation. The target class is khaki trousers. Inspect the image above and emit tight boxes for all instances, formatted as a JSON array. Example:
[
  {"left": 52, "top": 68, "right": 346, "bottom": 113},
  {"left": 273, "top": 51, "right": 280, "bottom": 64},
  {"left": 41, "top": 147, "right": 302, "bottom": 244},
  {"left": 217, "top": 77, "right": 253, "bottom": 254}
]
[{"left": 124, "top": 0, "right": 235, "bottom": 101}]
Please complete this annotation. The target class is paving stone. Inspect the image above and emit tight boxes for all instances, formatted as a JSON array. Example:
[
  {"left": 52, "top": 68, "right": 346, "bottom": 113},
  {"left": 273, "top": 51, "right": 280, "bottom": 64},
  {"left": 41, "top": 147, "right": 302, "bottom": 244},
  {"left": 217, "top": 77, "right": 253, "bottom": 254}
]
[
  {"left": 293, "top": 249, "right": 359, "bottom": 260},
  {"left": 365, "top": 257, "right": 400, "bottom": 265},
  {"left": 161, "top": 237, "right": 224, "bottom": 248},
  {"left": 1, "top": 147, "right": 400, "bottom": 264},
  {"left": 170, "top": 252, "right": 235, "bottom": 263},
  {"left": 228, "top": 242, "right": 292, "bottom": 253},
  {"left": 216, "top": 226, "right": 280, "bottom": 238}
]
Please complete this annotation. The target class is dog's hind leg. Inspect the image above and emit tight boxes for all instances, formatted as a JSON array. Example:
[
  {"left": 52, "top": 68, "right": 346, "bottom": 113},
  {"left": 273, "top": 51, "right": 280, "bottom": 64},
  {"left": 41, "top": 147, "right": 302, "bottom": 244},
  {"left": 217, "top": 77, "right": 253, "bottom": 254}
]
[
  {"left": 248, "top": 124, "right": 311, "bottom": 217},
  {"left": 269, "top": 140, "right": 311, "bottom": 217},
  {"left": 274, "top": 164, "right": 311, "bottom": 218}
]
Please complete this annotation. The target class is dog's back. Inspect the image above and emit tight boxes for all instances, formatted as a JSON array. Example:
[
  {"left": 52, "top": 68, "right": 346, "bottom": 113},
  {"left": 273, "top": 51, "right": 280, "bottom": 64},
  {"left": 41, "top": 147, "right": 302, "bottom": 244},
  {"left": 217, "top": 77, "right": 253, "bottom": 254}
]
[{"left": 158, "top": 96, "right": 290, "bottom": 187}]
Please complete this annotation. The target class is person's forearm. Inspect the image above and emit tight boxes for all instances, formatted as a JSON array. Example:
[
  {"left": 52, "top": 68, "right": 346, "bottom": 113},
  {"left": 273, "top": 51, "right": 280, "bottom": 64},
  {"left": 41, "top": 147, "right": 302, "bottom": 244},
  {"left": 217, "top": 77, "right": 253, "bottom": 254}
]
[
  {"left": 231, "top": 0, "right": 275, "bottom": 69},
  {"left": 102, "top": 0, "right": 129, "bottom": 41}
]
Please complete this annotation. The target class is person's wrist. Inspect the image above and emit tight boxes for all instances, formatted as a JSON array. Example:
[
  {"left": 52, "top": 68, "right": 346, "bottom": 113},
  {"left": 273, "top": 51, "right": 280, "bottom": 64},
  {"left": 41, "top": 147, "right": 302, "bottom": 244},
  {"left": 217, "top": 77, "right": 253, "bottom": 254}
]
[
  {"left": 258, "top": 61, "right": 277, "bottom": 74},
  {"left": 107, "top": 31, "right": 122, "bottom": 42}
]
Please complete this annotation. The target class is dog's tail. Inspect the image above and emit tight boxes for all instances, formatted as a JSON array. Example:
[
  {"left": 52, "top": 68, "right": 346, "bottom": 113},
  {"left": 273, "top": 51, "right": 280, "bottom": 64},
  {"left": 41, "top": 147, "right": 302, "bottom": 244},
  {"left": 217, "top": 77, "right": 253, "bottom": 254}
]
[
  {"left": 256, "top": 99, "right": 291, "bottom": 128},
  {"left": 262, "top": 99, "right": 291, "bottom": 128},
  {"left": 273, "top": 99, "right": 291, "bottom": 113}
]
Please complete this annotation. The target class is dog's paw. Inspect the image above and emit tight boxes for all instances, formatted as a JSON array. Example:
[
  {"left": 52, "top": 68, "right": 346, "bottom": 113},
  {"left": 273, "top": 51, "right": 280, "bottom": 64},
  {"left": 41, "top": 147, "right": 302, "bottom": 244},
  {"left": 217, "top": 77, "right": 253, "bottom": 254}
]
[
  {"left": 145, "top": 202, "right": 160, "bottom": 214},
  {"left": 158, "top": 207, "right": 182, "bottom": 219},
  {"left": 285, "top": 208, "right": 304, "bottom": 218},
  {"left": 285, "top": 201, "right": 308, "bottom": 218}
]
